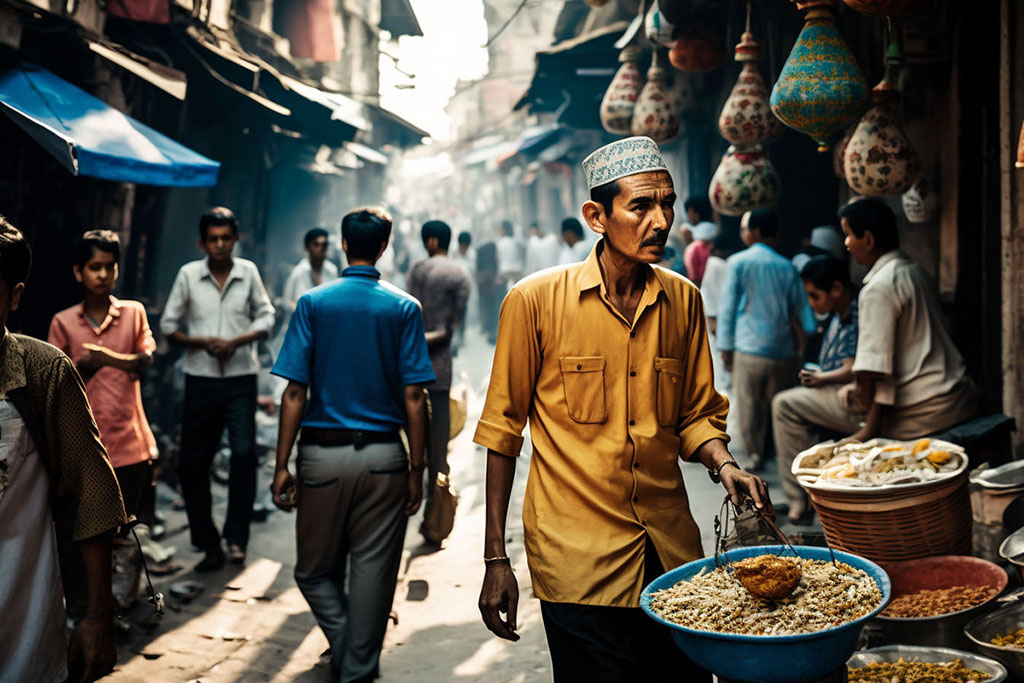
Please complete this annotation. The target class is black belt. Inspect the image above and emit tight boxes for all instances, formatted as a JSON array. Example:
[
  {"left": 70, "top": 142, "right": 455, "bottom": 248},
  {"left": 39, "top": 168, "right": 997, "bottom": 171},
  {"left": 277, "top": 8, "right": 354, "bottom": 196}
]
[{"left": 299, "top": 428, "right": 401, "bottom": 449}]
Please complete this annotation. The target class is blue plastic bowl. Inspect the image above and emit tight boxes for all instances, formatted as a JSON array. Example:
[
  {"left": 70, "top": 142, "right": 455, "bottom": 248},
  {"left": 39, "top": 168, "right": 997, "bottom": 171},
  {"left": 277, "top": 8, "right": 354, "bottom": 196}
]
[{"left": 640, "top": 545, "right": 891, "bottom": 683}]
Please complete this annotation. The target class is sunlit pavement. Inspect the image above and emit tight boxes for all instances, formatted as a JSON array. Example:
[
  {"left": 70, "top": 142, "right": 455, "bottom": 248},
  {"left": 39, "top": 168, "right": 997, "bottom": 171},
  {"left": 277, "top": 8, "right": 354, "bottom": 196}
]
[{"left": 106, "top": 327, "right": 787, "bottom": 682}]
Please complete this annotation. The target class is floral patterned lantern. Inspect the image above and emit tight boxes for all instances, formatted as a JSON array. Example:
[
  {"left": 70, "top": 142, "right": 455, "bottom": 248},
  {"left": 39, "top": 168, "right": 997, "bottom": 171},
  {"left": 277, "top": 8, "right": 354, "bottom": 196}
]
[
  {"left": 600, "top": 46, "right": 643, "bottom": 135},
  {"left": 668, "top": 17, "right": 726, "bottom": 72},
  {"left": 645, "top": 0, "right": 676, "bottom": 48},
  {"left": 769, "top": 0, "right": 868, "bottom": 151},
  {"left": 832, "top": 126, "right": 854, "bottom": 179},
  {"left": 709, "top": 145, "right": 781, "bottom": 216},
  {"left": 631, "top": 52, "right": 680, "bottom": 143},
  {"left": 843, "top": 42, "right": 919, "bottom": 196},
  {"left": 841, "top": 0, "right": 927, "bottom": 16},
  {"left": 718, "top": 30, "right": 782, "bottom": 146}
]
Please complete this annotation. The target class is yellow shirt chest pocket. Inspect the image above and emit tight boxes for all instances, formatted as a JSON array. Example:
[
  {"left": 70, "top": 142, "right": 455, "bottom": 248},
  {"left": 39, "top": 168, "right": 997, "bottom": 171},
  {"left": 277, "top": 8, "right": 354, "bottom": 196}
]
[
  {"left": 654, "top": 357, "right": 685, "bottom": 427},
  {"left": 558, "top": 356, "right": 607, "bottom": 424}
]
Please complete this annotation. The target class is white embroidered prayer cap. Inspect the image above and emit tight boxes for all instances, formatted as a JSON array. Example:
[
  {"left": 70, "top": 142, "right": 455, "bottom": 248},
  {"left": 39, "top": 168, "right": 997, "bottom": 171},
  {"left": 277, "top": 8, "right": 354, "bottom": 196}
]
[{"left": 582, "top": 136, "right": 670, "bottom": 190}]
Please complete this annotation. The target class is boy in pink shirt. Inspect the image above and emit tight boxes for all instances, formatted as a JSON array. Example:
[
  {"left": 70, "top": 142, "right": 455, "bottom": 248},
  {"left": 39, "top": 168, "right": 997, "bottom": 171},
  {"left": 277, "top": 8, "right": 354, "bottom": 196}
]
[{"left": 49, "top": 230, "right": 157, "bottom": 525}]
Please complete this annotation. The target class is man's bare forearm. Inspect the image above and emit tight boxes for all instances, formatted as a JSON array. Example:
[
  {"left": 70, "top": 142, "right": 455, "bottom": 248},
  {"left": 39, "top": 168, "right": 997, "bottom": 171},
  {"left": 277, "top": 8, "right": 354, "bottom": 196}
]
[
  {"left": 230, "top": 329, "right": 268, "bottom": 347},
  {"left": 404, "top": 386, "right": 428, "bottom": 469},
  {"left": 167, "top": 330, "right": 211, "bottom": 349},
  {"left": 484, "top": 451, "right": 517, "bottom": 558},
  {"left": 693, "top": 438, "right": 734, "bottom": 470},
  {"left": 276, "top": 382, "right": 307, "bottom": 471},
  {"left": 79, "top": 532, "right": 114, "bottom": 618}
]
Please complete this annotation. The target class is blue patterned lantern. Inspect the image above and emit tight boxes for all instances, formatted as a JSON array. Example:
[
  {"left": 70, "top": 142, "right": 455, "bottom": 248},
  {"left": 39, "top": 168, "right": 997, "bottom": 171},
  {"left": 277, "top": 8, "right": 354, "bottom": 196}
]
[{"left": 770, "top": 0, "right": 869, "bottom": 152}]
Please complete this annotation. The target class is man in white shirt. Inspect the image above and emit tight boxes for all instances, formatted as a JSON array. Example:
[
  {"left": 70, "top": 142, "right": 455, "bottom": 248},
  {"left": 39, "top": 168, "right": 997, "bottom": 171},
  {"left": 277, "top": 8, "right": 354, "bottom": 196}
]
[
  {"left": 160, "top": 207, "right": 276, "bottom": 571},
  {"left": 840, "top": 199, "right": 978, "bottom": 440},
  {"left": 557, "top": 218, "right": 590, "bottom": 265},
  {"left": 524, "top": 222, "right": 561, "bottom": 275},
  {"left": 283, "top": 228, "right": 339, "bottom": 310},
  {"left": 496, "top": 220, "right": 524, "bottom": 285}
]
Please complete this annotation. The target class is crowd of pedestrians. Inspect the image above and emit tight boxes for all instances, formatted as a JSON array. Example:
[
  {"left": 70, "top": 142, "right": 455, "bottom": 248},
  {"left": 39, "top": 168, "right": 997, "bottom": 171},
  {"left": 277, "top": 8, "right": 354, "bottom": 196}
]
[{"left": 0, "top": 134, "right": 981, "bottom": 683}]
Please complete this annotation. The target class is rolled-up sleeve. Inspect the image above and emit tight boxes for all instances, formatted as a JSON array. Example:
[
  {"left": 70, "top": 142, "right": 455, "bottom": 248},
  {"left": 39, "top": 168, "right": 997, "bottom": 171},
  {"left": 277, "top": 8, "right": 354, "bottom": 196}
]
[
  {"left": 44, "top": 357, "right": 127, "bottom": 540},
  {"left": 248, "top": 267, "right": 276, "bottom": 334},
  {"left": 159, "top": 269, "right": 189, "bottom": 336},
  {"left": 473, "top": 288, "right": 540, "bottom": 457},
  {"left": 716, "top": 259, "right": 740, "bottom": 352},
  {"left": 676, "top": 291, "right": 730, "bottom": 459}
]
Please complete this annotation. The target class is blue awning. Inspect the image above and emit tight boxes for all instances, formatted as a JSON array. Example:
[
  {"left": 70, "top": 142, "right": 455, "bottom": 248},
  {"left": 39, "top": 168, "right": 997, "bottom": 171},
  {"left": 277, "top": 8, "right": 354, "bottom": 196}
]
[{"left": 0, "top": 64, "right": 220, "bottom": 187}]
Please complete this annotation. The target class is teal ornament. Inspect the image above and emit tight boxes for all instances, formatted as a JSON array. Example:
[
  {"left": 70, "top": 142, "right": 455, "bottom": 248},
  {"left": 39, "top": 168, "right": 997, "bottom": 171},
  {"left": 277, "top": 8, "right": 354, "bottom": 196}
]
[{"left": 770, "top": 1, "right": 869, "bottom": 152}]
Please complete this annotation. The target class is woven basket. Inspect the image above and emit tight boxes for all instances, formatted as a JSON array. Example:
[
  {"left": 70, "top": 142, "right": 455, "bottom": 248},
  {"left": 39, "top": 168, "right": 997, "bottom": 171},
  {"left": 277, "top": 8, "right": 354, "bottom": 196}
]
[{"left": 806, "top": 470, "right": 972, "bottom": 563}]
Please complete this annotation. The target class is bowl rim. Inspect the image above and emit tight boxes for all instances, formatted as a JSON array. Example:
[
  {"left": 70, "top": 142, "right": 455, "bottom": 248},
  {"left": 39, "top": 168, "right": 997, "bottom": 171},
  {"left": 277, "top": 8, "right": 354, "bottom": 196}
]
[
  {"left": 640, "top": 544, "right": 892, "bottom": 643},
  {"left": 875, "top": 556, "right": 1008, "bottom": 622},
  {"left": 998, "top": 528, "right": 1024, "bottom": 566},
  {"left": 847, "top": 644, "right": 1008, "bottom": 680},
  {"left": 964, "top": 601, "right": 1024, "bottom": 653}
]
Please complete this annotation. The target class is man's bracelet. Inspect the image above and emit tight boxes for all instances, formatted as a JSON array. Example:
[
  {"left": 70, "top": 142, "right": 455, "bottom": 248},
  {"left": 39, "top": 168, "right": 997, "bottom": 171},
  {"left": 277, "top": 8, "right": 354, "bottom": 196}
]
[
  {"left": 484, "top": 555, "right": 510, "bottom": 566},
  {"left": 409, "top": 462, "right": 426, "bottom": 472},
  {"left": 708, "top": 459, "right": 740, "bottom": 484}
]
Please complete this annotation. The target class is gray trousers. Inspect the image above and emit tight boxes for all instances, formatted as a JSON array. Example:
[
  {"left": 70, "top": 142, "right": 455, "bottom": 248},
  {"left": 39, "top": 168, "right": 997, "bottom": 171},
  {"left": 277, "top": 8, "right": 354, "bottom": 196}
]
[
  {"left": 733, "top": 352, "right": 800, "bottom": 461},
  {"left": 295, "top": 442, "right": 408, "bottom": 683}
]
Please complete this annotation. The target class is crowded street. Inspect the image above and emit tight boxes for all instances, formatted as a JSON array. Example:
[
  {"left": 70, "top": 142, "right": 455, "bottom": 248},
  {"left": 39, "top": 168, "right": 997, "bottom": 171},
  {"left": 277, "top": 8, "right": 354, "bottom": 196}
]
[{"left": 3, "top": 0, "right": 1024, "bottom": 682}]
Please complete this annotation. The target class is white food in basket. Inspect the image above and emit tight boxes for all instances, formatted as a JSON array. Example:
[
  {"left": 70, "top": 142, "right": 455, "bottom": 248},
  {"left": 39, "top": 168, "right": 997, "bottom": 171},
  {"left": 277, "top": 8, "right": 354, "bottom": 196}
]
[{"left": 791, "top": 438, "right": 966, "bottom": 490}]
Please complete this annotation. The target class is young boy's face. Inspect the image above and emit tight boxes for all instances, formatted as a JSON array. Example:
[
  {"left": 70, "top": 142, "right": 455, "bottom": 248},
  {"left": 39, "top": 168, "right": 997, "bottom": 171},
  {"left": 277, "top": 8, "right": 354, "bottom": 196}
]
[
  {"left": 804, "top": 280, "right": 841, "bottom": 317},
  {"left": 74, "top": 249, "right": 118, "bottom": 297}
]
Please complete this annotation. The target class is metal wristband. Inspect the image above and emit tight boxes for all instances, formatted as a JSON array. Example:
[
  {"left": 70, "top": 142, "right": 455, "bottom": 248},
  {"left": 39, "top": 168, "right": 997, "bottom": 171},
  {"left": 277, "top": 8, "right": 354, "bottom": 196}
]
[
  {"left": 708, "top": 459, "right": 740, "bottom": 484},
  {"left": 484, "top": 555, "right": 510, "bottom": 566}
]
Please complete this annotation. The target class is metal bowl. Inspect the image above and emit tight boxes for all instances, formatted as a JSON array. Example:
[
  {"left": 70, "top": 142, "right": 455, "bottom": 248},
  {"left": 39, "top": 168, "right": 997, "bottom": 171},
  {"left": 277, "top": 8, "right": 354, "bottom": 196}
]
[
  {"left": 874, "top": 556, "right": 1008, "bottom": 650},
  {"left": 964, "top": 602, "right": 1024, "bottom": 679},
  {"left": 848, "top": 644, "right": 1007, "bottom": 681},
  {"left": 999, "top": 527, "right": 1024, "bottom": 568},
  {"left": 640, "top": 545, "right": 891, "bottom": 683}
]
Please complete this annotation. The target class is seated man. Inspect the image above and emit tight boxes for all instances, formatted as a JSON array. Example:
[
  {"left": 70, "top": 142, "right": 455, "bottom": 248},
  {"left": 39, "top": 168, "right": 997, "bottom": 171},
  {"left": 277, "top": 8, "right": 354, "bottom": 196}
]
[
  {"left": 772, "top": 255, "right": 859, "bottom": 524},
  {"left": 775, "top": 200, "right": 978, "bottom": 492},
  {"left": 841, "top": 199, "right": 978, "bottom": 439}
]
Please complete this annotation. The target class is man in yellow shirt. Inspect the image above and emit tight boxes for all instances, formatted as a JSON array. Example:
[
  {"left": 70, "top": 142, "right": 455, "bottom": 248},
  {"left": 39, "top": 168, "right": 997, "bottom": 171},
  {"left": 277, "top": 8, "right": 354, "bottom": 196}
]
[{"left": 474, "top": 137, "right": 770, "bottom": 682}]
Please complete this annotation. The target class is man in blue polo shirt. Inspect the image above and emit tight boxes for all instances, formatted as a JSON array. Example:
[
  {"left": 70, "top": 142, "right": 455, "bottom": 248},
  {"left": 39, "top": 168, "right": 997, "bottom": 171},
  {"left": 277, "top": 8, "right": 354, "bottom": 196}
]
[{"left": 270, "top": 207, "right": 435, "bottom": 682}]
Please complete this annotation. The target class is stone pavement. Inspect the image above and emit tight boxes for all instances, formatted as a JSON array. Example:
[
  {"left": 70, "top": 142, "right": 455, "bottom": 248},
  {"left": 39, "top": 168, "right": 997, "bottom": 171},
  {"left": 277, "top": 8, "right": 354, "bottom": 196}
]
[{"left": 105, "top": 328, "right": 793, "bottom": 682}]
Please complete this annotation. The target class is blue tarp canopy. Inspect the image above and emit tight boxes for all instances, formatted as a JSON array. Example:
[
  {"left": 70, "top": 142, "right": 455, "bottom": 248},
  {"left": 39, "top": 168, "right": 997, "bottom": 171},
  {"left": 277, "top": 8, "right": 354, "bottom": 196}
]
[{"left": 0, "top": 64, "right": 220, "bottom": 187}]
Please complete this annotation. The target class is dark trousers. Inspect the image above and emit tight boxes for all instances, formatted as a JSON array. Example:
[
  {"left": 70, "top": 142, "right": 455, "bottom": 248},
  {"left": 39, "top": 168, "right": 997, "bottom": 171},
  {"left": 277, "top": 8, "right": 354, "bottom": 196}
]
[
  {"left": 114, "top": 459, "right": 155, "bottom": 528},
  {"left": 540, "top": 539, "right": 711, "bottom": 683},
  {"left": 179, "top": 374, "right": 257, "bottom": 552},
  {"left": 427, "top": 388, "right": 451, "bottom": 483}
]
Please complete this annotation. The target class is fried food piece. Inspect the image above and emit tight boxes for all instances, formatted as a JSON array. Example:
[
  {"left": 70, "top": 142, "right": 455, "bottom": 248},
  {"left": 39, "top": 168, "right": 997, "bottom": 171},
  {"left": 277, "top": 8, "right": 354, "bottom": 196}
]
[
  {"left": 732, "top": 555, "right": 803, "bottom": 601},
  {"left": 927, "top": 450, "right": 952, "bottom": 466},
  {"left": 912, "top": 438, "right": 931, "bottom": 455}
]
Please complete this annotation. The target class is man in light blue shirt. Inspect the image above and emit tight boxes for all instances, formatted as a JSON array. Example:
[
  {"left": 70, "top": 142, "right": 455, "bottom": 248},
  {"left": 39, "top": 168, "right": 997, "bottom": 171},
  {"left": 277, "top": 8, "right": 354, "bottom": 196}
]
[{"left": 718, "top": 208, "right": 815, "bottom": 470}]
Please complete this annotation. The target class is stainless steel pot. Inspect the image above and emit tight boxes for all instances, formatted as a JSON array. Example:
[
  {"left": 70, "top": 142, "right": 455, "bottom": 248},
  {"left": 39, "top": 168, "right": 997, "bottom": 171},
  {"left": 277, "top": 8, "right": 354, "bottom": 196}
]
[{"left": 964, "top": 602, "right": 1024, "bottom": 680}]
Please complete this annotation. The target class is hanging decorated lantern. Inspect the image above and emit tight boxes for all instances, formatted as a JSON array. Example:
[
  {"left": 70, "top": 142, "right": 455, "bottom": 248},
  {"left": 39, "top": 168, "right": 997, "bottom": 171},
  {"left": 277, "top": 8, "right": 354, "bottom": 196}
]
[
  {"left": 600, "top": 46, "right": 643, "bottom": 135},
  {"left": 668, "top": 15, "right": 726, "bottom": 72},
  {"left": 631, "top": 52, "right": 680, "bottom": 143},
  {"left": 841, "top": 0, "right": 927, "bottom": 16},
  {"left": 709, "top": 145, "right": 781, "bottom": 216},
  {"left": 843, "top": 41, "right": 919, "bottom": 196},
  {"left": 901, "top": 175, "right": 938, "bottom": 223},
  {"left": 718, "top": 30, "right": 782, "bottom": 146},
  {"left": 645, "top": 0, "right": 676, "bottom": 48},
  {"left": 769, "top": 0, "right": 868, "bottom": 151}
]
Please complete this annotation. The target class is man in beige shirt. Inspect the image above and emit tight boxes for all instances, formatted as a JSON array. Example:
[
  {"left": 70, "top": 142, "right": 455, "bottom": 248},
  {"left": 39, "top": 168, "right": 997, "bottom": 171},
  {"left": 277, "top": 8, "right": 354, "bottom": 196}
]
[
  {"left": 474, "top": 137, "right": 770, "bottom": 682},
  {"left": 794, "top": 199, "right": 978, "bottom": 442}
]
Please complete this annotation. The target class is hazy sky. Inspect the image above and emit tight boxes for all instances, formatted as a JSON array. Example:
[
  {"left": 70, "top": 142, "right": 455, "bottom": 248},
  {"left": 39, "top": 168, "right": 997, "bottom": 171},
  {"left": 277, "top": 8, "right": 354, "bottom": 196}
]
[{"left": 380, "top": 0, "right": 490, "bottom": 141}]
